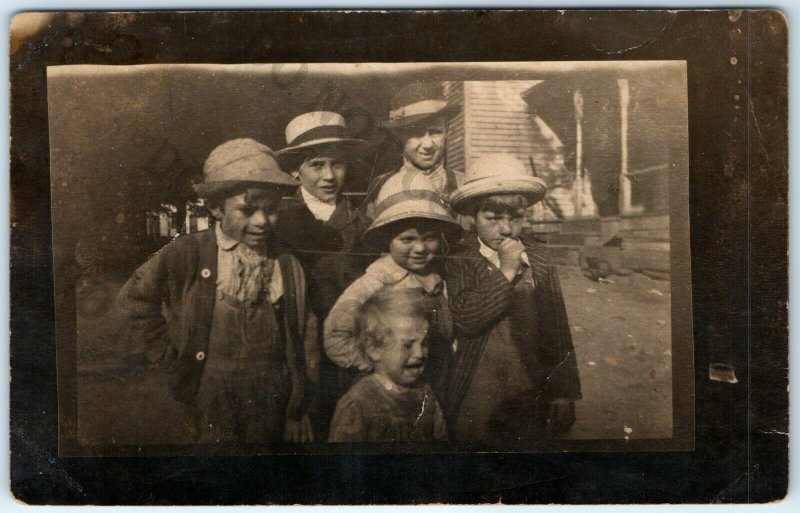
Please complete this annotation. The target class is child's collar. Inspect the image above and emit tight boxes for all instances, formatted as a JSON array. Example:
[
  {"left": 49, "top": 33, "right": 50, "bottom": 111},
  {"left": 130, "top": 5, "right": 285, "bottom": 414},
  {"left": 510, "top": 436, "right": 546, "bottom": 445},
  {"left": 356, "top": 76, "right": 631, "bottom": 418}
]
[
  {"left": 372, "top": 372, "right": 412, "bottom": 393},
  {"left": 369, "top": 254, "right": 443, "bottom": 293},
  {"left": 477, "top": 236, "right": 531, "bottom": 268},
  {"left": 215, "top": 223, "right": 240, "bottom": 251}
]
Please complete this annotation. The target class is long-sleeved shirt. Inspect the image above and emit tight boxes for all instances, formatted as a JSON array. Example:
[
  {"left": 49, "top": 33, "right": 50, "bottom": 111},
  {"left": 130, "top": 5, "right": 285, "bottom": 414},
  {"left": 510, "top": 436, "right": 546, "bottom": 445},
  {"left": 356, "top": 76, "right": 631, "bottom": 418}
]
[
  {"left": 324, "top": 255, "right": 449, "bottom": 371},
  {"left": 329, "top": 373, "right": 448, "bottom": 442},
  {"left": 115, "top": 228, "right": 314, "bottom": 419},
  {"left": 443, "top": 233, "right": 581, "bottom": 426},
  {"left": 276, "top": 189, "right": 367, "bottom": 318}
]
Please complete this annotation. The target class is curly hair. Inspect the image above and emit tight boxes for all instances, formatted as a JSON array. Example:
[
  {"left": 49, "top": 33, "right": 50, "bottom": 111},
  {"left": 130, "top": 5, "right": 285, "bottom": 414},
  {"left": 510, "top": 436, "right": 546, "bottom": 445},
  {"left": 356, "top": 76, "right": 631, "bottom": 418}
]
[{"left": 356, "top": 288, "right": 429, "bottom": 362}]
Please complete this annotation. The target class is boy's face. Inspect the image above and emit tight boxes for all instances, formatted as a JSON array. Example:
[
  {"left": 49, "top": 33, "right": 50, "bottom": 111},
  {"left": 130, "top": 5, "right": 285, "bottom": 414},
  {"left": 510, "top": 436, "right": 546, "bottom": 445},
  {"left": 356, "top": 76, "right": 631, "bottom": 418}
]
[
  {"left": 298, "top": 155, "right": 347, "bottom": 204},
  {"left": 388, "top": 227, "right": 442, "bottom": 272},
  {"left": 399, "top": 116, "right": 446, "bottom": 171},
  {"left": 370, "top": 315, "right": 429, "bottom": 387},
  {"left": 218, "top": 190, "right": 280, "bottom": 250},
  {"left": 474, "top": 195, "right": 526, "bottom": 251}
]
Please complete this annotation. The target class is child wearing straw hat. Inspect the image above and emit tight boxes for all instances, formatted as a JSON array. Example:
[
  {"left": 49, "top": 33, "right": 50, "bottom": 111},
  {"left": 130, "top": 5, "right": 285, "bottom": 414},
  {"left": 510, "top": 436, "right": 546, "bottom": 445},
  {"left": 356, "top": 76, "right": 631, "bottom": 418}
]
[
  {"left": 116, "top": 138, "right": 315, "bottom": 447},
  {"left": 274, "top": 111, "right": 372, "bottom": 440},
  {"left": 324, "top": 169, "right": 462, "bottom": 403},
  {"left": 442, "top": 154, "right": 581, "bottom": 442},
  {"left": 362, "top": 81, "right": 461, "bottom": 221}
]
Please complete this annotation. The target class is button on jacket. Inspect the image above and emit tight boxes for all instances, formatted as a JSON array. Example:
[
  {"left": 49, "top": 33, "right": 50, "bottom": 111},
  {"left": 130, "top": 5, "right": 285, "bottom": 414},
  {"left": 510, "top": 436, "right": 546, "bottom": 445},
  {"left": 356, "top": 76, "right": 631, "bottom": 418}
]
[{"left": 115, "top": 228, "right": 313, "bottom": 421}]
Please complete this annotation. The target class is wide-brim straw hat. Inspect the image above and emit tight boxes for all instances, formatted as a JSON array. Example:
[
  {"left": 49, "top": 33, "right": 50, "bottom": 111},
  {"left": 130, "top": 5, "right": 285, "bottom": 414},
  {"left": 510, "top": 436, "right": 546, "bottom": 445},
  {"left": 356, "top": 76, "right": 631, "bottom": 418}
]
[
  {"left": 450, "top": 153, "right": 547, "bottom": 212},
  {"left": 194, "top": 138, "right": 298, "bottom": 197},
  {"left": 379, "top": 81, "right": 460, "bottom": 129},
  {"left": 275, "top": 111, "right": 369, "bottom": 169},
  {"left": 364, "top": 169, "right": 462, "bottom": 247}
]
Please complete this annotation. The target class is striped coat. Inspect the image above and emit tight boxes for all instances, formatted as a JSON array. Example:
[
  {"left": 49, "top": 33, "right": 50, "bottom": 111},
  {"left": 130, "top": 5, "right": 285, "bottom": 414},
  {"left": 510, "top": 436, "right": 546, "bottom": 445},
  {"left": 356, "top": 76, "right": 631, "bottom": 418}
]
[
  {"left": 442, "top": 233, "right": 581, "bottom": 425},
  {"left": 362, "top": 163, "right": 460, "bottom": 220}
]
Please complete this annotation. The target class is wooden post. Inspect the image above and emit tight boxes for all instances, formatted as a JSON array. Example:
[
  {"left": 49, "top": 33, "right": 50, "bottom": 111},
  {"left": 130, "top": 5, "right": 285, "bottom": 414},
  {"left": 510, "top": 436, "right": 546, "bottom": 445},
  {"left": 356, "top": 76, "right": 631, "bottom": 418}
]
[
  {"left": 573, "top": 88, "right": 584, "bottom": 219},
  {"left": 618, "top": 79, "right": 631, "bottom": 215}
]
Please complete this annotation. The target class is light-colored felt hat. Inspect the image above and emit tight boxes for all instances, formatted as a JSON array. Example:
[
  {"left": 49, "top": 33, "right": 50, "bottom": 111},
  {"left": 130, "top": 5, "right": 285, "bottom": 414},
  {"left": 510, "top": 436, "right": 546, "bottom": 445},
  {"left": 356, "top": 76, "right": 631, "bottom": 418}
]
[
  {"left": 194, "top": 138, "right": 298, "bottom": 198},
  {"left": 275, "top": 111, "right": 369, "bottom": 168},
  {"left": 450, "top": 153, "right": 547, "bottom": 212},
  {"left": 364, "top": 169, "right": 461, "bottom": 246}
]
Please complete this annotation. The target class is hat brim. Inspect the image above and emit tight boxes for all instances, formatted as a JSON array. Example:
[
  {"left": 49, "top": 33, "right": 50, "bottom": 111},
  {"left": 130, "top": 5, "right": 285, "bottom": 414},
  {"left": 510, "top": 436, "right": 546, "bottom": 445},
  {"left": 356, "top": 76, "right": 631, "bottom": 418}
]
[
  {"left": 379, "top": 103, "right": 461, "bottom": 129},
  {"left": 194, "top": 179, "right": 298, "bottom": 198},
  {"left": 364, "top": 198, "right": 463, "bottom": 246},
  {"left": 275, "top": 138, "right": 370, "bottom": 157},
  {"left": 363, "top": 215, "right": 463, "bottom": 249},
  {"left": 275, "top": 139, "right": 372, "bottom": 171},
  {"left": 450, "top": 177, "right": 548, "bottom": 213}
]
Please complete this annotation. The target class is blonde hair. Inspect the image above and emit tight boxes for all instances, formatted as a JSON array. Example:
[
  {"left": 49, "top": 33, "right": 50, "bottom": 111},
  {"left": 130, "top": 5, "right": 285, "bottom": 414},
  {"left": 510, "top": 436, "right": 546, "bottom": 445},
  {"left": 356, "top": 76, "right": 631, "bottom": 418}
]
[{"left": 357, "top": 288, "right": 428, "bottom": 362}]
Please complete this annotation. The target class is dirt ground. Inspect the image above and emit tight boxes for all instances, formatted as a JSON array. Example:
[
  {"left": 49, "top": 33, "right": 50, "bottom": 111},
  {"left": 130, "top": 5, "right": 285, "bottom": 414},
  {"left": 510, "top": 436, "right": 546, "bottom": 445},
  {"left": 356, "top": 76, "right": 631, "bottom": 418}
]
[
  {"left": 556, "top": 267, "right": 673, "bottom": 440},
  {"left": 75, "top": 266, "right": 672, "bottom": 446}
]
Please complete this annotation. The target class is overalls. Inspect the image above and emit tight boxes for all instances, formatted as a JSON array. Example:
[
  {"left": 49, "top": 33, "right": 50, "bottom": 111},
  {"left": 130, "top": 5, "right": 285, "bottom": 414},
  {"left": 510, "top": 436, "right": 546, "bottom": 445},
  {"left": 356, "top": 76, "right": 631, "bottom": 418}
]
[{"left": 192, "top": 257, "right": 289, "bottom": 445}]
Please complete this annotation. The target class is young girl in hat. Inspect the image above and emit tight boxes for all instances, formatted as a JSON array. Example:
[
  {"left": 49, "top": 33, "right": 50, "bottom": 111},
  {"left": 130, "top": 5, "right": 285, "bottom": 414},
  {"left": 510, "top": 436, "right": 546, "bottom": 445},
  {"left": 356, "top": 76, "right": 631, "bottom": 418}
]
[
  {"left": 274, "top": 111, "right": 371, "bottom": 440},
  {"left": 116, "top": 138, "right": 315, "bottom": 447},
  {"left": 363, "top": 81, "right": 460, "bottom": 221},
  {"left": 324, "top": 169, "right": 461, "bottom": 406},
  {"left": 443, "top": 153, "right": 581, "bottom": 442}
]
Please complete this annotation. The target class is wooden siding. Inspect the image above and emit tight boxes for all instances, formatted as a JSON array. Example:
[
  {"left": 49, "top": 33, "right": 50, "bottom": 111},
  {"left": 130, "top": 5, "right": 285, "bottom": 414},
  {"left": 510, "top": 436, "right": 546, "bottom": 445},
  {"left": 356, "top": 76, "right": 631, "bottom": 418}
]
[
  {"left": 464, "top": 81, "right": 568, "bottom": 222},
  {"left": 444, "top": 81, "right": 466, "bottom": 181},
  {"left": 466, "top": 80, "right": 544, "bottom": 165}
]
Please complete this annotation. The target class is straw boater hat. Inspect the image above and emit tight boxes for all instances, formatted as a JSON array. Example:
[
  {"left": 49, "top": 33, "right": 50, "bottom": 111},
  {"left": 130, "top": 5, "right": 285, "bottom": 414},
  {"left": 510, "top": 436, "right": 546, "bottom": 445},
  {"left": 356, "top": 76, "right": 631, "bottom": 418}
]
[
  {"left": 194, "top": 138, "right": 299, "bottom": 198},
  {"left": 364, "top": 169, "right": 462, "bottom": 247},
  {"left": 450, "top": 153, "right": 547, "bottom": 213},
  {"left": 379, "top": 81, "right": 460, "bottom": 129},
  {"left": 275, "top": 111, "right": 369, "bottom": 170}
]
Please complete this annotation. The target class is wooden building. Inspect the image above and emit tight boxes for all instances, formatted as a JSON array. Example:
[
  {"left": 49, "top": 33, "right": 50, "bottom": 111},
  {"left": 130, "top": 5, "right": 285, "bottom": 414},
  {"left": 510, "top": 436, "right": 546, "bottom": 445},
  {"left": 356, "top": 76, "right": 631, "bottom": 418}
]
[
  {"left": 48, "top": 64, "right": 685, "bottom": 279},
  {"left": 444, "top": 75, "right": 685, "bottom": 275}
]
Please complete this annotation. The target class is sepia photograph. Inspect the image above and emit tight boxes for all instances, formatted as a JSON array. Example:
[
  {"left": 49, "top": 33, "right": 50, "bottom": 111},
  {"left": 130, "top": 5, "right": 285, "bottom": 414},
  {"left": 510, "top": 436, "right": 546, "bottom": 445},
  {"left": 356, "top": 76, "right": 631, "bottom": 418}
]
[
  {"left": 10, "top": 9, "right": 787, "bottom": 505},
  {"left": 48, "top": 60, "right": 692, "bottom": 455}
]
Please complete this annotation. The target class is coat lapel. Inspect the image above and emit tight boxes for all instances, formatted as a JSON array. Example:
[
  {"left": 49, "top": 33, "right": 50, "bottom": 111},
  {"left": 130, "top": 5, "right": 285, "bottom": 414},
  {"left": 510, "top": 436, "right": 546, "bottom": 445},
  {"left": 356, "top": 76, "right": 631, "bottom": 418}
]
[
  {"left": 524, "top": 244, "right": 549, "bottom": 290},
  {"left": 291, "top": 188, "right": 358, "bottom": 233},
  {"left": 326, "top": 196, "right": 358, "bottom": 232},
  {"left": 461, "top": 233, "right": 541, "bottom": 286}
]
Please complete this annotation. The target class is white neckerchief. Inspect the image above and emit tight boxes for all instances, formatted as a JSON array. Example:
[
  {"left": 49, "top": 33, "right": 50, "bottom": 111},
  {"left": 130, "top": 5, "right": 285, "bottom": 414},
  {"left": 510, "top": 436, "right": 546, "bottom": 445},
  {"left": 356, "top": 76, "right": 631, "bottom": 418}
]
[
  {"left": 301, "top": 186, "right": 337, "bottom": 222},
  {"left": 215, "top": 224, "right": 283, "bottom": 304},
  {"left": 478, "top": 236, "right": 531, "bottom": 271}
]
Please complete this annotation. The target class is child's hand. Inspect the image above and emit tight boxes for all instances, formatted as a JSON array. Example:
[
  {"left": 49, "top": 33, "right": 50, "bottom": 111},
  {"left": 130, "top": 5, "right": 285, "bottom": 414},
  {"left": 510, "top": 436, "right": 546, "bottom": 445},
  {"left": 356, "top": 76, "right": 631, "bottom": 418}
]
[
  {"left": 547, "top": 399, "right": 576, "bottom": 435},
  {"left": 284, "top": 413, "right": 314, "bottom": 443},
  {"left": 497, "top": 238, "right": 525, "bottom": 281}
]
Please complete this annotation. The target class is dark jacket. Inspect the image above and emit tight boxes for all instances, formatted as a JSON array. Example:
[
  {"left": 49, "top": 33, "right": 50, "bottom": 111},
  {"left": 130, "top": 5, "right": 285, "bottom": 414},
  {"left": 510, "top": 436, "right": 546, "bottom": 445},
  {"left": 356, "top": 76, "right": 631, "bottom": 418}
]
[
  {"left": 276, "top": 190, "right": 368, "bottom": 317},
  {"left": 115, "top": 229, "right": 312, "bottom": 420},
  {"left": 443, "top": 233, "right": 581, "bottom": 422}
]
